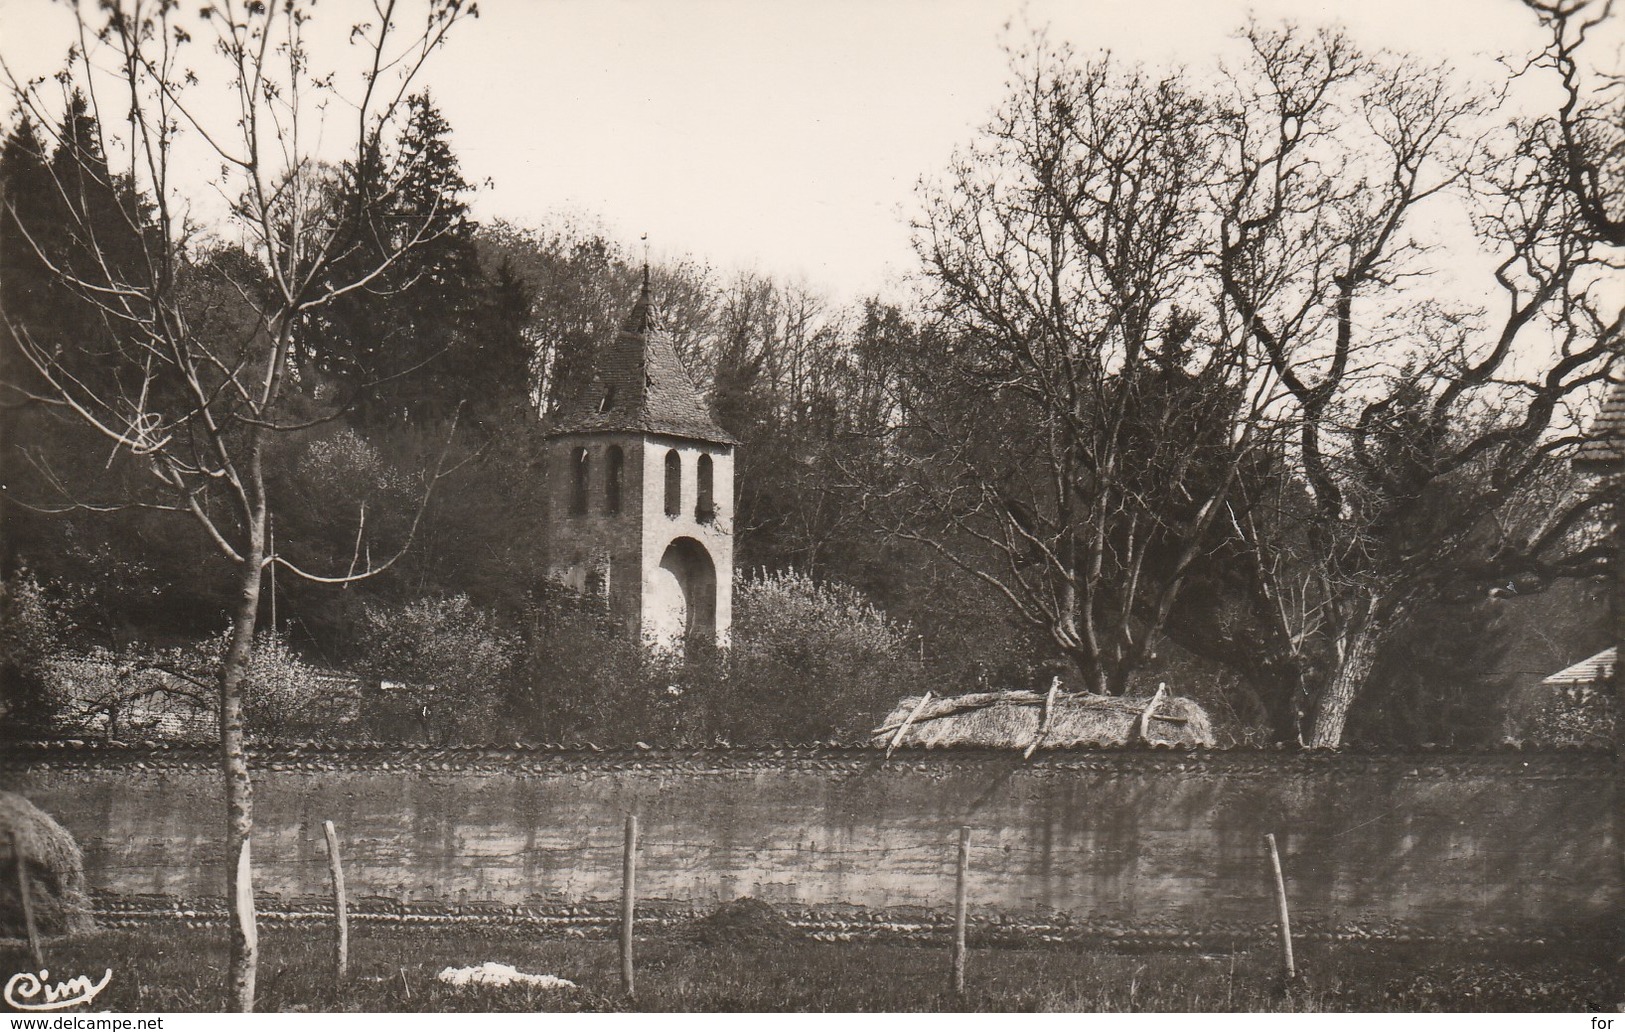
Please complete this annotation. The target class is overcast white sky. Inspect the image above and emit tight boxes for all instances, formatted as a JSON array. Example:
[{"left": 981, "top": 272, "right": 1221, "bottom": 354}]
[{"left": 0, "top": 0, "right": 1615, "bottom": 303}]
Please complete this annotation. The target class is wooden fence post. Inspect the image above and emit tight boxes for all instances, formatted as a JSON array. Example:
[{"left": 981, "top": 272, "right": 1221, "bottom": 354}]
[
  {"left": 1264, "top": 832, "right": 1296, "bottom": 982},
  {"left": 952, "top": 825, "right": 970, "bottom": 996},
  {"left": 322, "top": 820, "right": 349, "bottom": 983},
  {"left": 621, "top": 814, "right": 638, "bottom": 998},
  {"left": 11, "top": 831, "right": 43, "bottom": 970}
]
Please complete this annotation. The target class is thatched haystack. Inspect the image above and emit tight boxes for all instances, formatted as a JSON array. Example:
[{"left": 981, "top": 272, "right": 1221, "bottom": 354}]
[
  {"left": 872, "top": 687, "right": 1216, "bottom": 750},
  {"left": 0, "top": 792, "right": 93, "bottom": 937}
]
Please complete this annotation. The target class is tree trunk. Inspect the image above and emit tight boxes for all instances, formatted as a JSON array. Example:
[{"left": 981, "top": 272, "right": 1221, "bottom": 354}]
[
  {"left": 1264, "top": 668, "right": 1308, "bottom": 747},
  {"left": 1307, "top": 606, "right": 1386, "bottom": 748},
  {"left": 1612, "top": 495, "right": 1624, "bottom": 989},
  {"left": 222, "top": 546, "right": 264, "bottom": 1012}
]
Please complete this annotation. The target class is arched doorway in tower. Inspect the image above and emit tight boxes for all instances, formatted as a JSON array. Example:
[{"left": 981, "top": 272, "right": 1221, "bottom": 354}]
[{"left": 646, "top": 536, "right": 718, "bottom": 650}]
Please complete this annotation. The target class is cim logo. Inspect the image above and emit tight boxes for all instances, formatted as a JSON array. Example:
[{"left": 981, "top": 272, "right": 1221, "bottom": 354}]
[{"left": 4, "top": 969, "right": 113, "bottom": 1011}]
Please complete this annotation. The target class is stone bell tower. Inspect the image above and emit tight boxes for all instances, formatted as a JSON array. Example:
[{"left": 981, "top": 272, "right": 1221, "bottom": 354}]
[{"left": 542, "top": 272, "right": 736, "bottom": 648}]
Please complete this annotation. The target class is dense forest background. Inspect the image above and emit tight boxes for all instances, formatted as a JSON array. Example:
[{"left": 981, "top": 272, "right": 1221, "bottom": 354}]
[{"left": 1, "top": 12, "right": 1617, "bottom": 750}]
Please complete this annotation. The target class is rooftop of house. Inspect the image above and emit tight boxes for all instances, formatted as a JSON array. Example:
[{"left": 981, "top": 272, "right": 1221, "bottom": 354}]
[
  {"left": 545, "top": 274, "right": 736, "bottom": 447},
  {"left": 1576, "top": 379, "right": 1625, "bottom": 468},
  {"left": 1541, "top": 647, "right": 1615, "bottom": 686}
]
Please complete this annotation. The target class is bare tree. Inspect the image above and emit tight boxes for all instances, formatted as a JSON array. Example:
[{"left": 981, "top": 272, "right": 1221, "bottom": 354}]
[
  {"left": 1214, "top": 24, "right": 1620, "bottom": 746},
  {"left": 1520, "top": 4, "right": 1625, "bottom": 958},
  {"left": 711, "top": 273, "right": 875, "bottom": 573},
  {"left": 888, "top": 40, "right": 1280, "bottom": 695},
  {"left": 0, "top": 0, "right": 474, "bottom": 1009},
  {"left": 1522, "top": 0, "right": 1624, "bottom": 247},
  {"left": 882, "top": 23, "right": 1618, "bottom": 739}
]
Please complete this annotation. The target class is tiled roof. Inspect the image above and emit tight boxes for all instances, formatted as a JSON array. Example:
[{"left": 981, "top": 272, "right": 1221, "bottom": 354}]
[
  {"left": 1541, "top": 647, "right": 1615, "bottom": 686},
  {"left": 1576, "top": 379, "right": 1625, "bottom": 467},
  {"left": 545, "top": 281, "right": 735, "bottom": 446}
]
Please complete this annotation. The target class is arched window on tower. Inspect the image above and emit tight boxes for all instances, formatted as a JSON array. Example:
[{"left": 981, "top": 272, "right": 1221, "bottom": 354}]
[
  {"left": 696, "top": 453, "right": 715, "bottom": 523},
  {"left": 605, "top": 445, "right": 624, "bottom": 515},
  {"left": 570, "top": 447, "right": 590, "bottom": 515},
  {"left": 664, "top": 449, "right": 682, "bottom": 517}
]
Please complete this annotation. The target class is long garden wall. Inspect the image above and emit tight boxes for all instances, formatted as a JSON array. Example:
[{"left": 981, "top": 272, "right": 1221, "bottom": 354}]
[{"left": 0, "top": 743, "right": 1614, "bottom": 946}]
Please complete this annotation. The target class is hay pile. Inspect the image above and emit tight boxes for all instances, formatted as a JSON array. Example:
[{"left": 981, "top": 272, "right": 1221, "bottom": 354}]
[
  {"left": 873, "top": 688, "right": 1216, "bottom": 750},
  {"left": 683, "top": 897, "right": 801, "bottom": 947},
  {"left": 0, "top": 792, "right": 93, "bottom": 937}
]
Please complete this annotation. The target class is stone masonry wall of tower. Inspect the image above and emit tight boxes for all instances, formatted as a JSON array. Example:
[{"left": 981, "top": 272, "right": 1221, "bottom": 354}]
[{"left": 540, "top": 278, "right": 736, "bottom": 649}]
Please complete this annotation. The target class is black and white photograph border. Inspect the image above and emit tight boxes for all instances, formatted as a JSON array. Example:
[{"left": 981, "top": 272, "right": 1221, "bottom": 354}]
[{"left": 0, "top": 0, "right": 1620, "bottom": 1019}]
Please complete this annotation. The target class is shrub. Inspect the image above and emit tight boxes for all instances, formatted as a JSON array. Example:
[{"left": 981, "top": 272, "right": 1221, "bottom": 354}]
[
  {"left": 722, "top": 569, "right": 923, "bottom": 743},
  {"left": 356, "top": 594, "right": 520, "bottom": 744},
  {"left": 0, "top": 572, "right": 72, "bottom": 737},
  {"left": 510, "top": 586, "right": 679, "bottom": 745},
  {"left": 10, "top": 619, "right": 337, "bottom": 743},
  {"left": 510, "top": 572, "right": 924, "bottom": 747}
]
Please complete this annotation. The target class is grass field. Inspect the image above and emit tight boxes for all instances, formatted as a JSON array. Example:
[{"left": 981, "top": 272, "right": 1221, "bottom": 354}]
[{"left": 1, "top": 925, "right": 1616, "bottom": 1012}]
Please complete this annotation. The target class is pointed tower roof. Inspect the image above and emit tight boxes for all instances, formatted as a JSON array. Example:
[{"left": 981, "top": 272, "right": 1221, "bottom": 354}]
[{"left": 546, "top": 273, "right": 736, "bottom": 446}]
